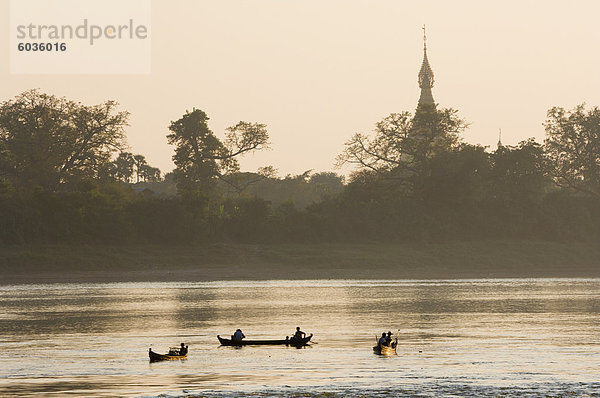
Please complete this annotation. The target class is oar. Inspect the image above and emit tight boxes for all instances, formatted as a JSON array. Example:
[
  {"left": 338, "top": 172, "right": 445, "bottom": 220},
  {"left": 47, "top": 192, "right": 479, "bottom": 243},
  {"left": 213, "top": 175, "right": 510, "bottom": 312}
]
[{"left": 391, "top": 329, "right": 399, "bottom": 349}]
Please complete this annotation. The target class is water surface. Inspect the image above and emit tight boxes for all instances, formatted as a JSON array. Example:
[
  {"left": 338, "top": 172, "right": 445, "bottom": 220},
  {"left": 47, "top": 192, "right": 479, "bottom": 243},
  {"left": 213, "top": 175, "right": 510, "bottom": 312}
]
[{"left": 1, "top": 279, "right": 599, "bottom": 396}]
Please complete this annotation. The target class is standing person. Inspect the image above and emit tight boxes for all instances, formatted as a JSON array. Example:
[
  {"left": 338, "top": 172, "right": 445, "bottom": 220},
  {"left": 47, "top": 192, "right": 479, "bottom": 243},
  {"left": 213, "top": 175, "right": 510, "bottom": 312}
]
[{"left": 232, "top": 329, "right": 245, "bottom": 341}]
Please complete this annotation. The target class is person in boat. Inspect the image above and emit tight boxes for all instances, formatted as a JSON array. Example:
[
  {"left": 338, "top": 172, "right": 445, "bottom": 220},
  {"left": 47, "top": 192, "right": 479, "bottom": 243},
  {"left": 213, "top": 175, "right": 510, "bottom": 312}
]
[
  {"left": 232, "top": 328, "right": 245, "bottom": 341},
  {"left": 378, "top": 332, "right": 387, "bottom": 347},
  {"left": 179, "top": 343, "right": 188, "bottom": 355},
  {"left": 292, "top": 327, "right": 306, "bottom": 341},
  {"left": 385, "top": 331, "right": 393, "bottom": 345}
]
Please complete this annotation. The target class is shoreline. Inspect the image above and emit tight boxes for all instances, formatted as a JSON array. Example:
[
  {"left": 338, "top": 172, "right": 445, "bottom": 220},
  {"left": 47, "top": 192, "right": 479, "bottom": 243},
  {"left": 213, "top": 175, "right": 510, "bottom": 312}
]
[{"left": 1, "top": 240, "right": 599, "bottom": 284}]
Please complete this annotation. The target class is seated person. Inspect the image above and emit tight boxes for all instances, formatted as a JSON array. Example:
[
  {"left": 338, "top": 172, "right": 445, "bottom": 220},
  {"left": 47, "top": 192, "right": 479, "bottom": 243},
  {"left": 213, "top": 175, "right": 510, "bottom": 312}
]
[
  {"left": 232, "top": 328, "right": 245, "bottom": 341},
  {"left": 293, "top": 326, "right": 306, "bottom": 340},
  {"left": 378, "top": 332, "right": 388, "bottom": 347},
  {"left": 385, "top": 331, "right": 393, "bottom": 345},
  {"left": 179, "top": 343, "right": 188, "bottom": 355}
]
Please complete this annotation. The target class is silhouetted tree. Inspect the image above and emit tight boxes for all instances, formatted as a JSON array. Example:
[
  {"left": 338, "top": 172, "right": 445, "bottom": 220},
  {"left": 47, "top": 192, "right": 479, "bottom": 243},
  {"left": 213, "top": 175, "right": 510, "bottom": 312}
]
[
  {"left": 167, "top": 109, "right": 270, "bottom": 198},
  {"left": 309, "top": 172, "right": 345, "bottom": 199},
  {"left": 138, "top": 164, "right": 161, "bottom": 182},
  {"left": 544, "top": 104, "right": 600, "bottom": 198},
  {"left": 0, "top": 90, "right": 129, "bottom": 190},
  {"left": 133, "top": 154, "right": 147, "bottom": 183},
  {"left": 113, "top": 152, "right": 135, "bottom": 182},
  {"left": 217, "top": 166, "right": 277, "bottom": 197},
  {"left": 337, "top": 104, "right": 467, "bottom": 194},
  {"left": 491, "top": 139, "right": 547, "bottom": 204}
]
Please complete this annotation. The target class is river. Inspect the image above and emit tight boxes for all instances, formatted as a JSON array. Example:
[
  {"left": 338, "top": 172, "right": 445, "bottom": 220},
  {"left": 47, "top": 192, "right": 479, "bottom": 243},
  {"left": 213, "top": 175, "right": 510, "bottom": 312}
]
[{"left": 1, "top": 279, "right": 598, "bottom": 397}]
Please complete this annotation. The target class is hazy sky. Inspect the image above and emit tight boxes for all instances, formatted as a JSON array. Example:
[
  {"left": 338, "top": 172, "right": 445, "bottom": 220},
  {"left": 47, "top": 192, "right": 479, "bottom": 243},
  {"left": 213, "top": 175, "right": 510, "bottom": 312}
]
[{"left": 2, "top": 0, "right": 599, "bottom": 176}]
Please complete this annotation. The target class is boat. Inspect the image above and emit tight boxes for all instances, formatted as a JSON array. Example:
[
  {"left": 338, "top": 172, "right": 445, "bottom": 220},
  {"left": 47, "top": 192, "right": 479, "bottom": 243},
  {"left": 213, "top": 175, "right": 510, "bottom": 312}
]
[
  {"left": 373, "top": 343, "right": 397, "bottom": 355},
  {"left": 148, "top": 347, "right": 187, "bottom": 361},
  {"left": 217, "top": 334, "right": 313, "bottom": 346},
  {"left": 373, "top": 335, "right": 397, "bottom": 355}
]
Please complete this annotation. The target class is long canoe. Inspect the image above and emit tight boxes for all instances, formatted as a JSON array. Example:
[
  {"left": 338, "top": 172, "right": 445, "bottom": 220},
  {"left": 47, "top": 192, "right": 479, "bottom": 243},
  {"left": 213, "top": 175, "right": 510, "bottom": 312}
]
[
  {"left": 217, "top": 334, "right": 313, "bottom": 346},
  {"left": 148, "top": 348, "right": 187, "bottom": 361}
]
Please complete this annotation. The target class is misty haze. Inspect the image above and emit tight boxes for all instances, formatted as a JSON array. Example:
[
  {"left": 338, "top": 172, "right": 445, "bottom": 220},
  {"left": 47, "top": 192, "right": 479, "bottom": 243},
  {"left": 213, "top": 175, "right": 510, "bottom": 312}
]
[{"left": 1, "top": 1, "right": 599, "bottom": 397}]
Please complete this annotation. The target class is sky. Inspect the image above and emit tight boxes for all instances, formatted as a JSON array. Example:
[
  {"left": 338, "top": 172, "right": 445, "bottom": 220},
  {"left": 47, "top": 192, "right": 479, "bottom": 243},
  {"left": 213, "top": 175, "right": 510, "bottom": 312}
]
[{"left": 2, "top": 0, "right": 599, "bottom": 177}]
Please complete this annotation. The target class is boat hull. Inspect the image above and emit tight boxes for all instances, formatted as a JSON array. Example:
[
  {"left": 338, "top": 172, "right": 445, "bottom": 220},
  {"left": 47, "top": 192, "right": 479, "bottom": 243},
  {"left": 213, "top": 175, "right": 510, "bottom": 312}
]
[
  {"left": 217, "top": 334, "right": 313, "bottom": 346},
  {"left": 373, "top": 342, "right": 397, "bottom": 355},
  {"left": 149, "top": 349, "right": 187, "bottom": 361}
]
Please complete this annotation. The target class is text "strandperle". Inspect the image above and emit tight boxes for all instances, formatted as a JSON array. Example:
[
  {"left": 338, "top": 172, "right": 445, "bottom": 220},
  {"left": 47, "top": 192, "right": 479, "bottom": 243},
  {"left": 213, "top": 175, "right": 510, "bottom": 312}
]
[{"left": 16, "top": 19, "right": 148, "bottom": 45}]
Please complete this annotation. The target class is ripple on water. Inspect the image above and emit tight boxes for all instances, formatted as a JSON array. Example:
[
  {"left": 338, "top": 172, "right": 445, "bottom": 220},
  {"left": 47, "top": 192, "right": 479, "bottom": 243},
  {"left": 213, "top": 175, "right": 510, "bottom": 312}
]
[{"left": 0, "top": 279, "right": 598, "bottom": 396}]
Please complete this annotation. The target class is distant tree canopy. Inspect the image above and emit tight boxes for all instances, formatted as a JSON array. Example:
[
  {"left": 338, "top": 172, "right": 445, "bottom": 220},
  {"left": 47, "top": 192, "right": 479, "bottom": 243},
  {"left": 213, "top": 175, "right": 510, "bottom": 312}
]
[
  {"left": 544, "top": 104, "right": 600, "bottom": 198},
  {"left": 337, "top": 104, "right": 467, "bottom": 194},
  {"left": 167, "top": 108, "right": 270, "bottom": 199},
  {"left": 0, "top": 89, "right": 599, "bottom": 245},
  {"left": 0, "top": 89, "right": 129, "bottom": 191},
  {"left": 217, "top": 170, "right": 345, "bottom": 208},
  {"left": 491, "top": 139, "right": 547, "bottom": 204},
  {"left": 104, "top": 152, "right": 161, "bottom": 183}
]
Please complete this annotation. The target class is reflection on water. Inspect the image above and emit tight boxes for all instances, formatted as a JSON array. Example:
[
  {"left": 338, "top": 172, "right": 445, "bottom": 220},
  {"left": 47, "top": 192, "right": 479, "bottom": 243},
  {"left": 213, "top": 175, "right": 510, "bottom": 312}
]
[{"left": 0, "top": 279, "right": 599, "bottom": 397}]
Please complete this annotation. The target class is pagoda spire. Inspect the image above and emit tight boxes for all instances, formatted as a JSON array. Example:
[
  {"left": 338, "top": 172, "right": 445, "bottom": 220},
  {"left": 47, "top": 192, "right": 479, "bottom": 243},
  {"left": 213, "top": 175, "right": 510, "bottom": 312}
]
[
  {"left": 497, "top": 128, "right": 503, "bottom": 149},
  {"left": 418, "top": 25, "right": 435, "bottom": 106}
]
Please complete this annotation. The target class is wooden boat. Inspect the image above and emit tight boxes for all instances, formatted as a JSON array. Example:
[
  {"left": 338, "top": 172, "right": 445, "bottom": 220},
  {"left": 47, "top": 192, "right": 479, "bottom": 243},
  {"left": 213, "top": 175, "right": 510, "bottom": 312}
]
[
  {"left": 217, "top": 334, "right": 313, "bottom": 346},
  {"left": 148, "top": 347, "right": 187, "bottom": 362},
  {"left": 373, "top": 337, "right": 397, "bottom": 355},
  {"left": 373, "top": 343, "right": 397, "bottom": 355}
]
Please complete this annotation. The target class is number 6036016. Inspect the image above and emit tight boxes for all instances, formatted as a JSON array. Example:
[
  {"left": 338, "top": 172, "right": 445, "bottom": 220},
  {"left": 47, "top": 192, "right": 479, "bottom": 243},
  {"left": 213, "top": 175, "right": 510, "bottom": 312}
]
[{"left": 17, "top": 42, "right": 66, "bottom": 51}]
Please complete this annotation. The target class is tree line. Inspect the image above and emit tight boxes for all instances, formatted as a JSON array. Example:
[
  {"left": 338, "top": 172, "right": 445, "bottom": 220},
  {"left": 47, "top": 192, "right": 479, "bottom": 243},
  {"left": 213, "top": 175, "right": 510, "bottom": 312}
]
[{"left": 0, "top": 89, "right": 599, "bottom": 244}]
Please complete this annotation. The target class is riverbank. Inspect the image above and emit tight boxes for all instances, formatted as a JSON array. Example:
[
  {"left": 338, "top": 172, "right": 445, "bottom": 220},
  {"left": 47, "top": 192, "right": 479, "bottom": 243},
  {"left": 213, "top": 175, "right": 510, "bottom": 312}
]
[{"left": 1, "top": 240, "right": 599, "bottom": 284}]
